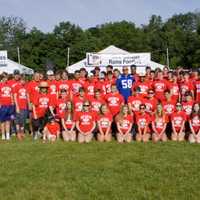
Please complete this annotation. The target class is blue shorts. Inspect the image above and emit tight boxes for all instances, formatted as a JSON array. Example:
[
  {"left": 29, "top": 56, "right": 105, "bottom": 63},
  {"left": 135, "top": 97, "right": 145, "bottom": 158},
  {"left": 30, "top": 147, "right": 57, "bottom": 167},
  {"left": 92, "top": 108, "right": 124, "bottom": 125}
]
[{"left": 0, "top": 105, "right": 14, "bottom": 122}]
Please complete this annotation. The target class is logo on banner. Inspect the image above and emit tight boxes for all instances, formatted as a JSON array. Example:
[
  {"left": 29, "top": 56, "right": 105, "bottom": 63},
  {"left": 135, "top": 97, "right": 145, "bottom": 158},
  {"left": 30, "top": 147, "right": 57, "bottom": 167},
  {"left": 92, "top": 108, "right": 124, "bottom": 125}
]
[{"left": 86, "top": 53, "right": 151, "bottom": 66}]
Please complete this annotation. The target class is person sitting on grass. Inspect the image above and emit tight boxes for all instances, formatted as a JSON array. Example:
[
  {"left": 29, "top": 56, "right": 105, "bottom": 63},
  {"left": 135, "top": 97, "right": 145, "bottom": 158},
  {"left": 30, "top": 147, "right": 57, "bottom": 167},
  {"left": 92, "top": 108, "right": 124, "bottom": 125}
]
[
  {"left": 188, "top": 103, "right": 200, "bottom": 143},
  {"left": 43, "top": 116, "right": 60, "bottom": 143},
  {"left": 115, "top": 105, "right": 133, "bottom": 143},
  {"left": 61, "top": 101, "right": 76, "bottom": 142},
  {"left": 152, "top": 103, "right": 167, "bottom": 143},
  {"left": 171, "top": 102, "right": 187, "bottom": 141},
  {"left": 135, "top": 104, "right": 151, "bottom": 142},
  {"left": 97, "top": 104, "right": 112, "bottom": 142},
  {"left": 75, "top": 100, "right": 96, "bottom": 143}
]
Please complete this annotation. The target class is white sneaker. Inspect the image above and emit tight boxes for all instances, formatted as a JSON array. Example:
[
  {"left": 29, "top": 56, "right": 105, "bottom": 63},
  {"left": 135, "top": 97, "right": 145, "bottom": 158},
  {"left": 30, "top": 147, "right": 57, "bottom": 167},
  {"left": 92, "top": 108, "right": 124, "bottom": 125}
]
[
  {"left": 6, "top": 133, "right": 10, "bottom": 140},
  {"left": 2, "top": 134, "right": 6, "bottom": 140},
  {"left": 33, "top": 132, "right": 38, "bottom": 140}
]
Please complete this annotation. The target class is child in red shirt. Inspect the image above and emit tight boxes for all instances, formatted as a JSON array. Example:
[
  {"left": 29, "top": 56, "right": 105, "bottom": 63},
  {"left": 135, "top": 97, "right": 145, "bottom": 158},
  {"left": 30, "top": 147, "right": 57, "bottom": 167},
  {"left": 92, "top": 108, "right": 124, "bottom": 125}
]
[{"left": 43, "top": 116, "right": 60, "bottom": 143}]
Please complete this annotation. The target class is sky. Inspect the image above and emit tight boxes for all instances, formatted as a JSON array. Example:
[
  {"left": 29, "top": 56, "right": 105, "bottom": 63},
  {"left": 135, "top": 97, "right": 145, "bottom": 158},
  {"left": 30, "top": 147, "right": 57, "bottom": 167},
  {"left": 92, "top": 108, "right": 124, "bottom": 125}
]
[{"left": 0, "top": 0, "right": 200, "bottom": 32}]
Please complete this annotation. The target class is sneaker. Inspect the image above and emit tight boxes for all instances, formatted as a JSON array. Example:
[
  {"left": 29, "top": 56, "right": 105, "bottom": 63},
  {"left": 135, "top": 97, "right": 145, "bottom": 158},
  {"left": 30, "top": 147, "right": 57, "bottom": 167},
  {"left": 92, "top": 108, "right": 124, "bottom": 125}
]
[{"left": 6, "top": 133, "right": 10, "bottom": 140}]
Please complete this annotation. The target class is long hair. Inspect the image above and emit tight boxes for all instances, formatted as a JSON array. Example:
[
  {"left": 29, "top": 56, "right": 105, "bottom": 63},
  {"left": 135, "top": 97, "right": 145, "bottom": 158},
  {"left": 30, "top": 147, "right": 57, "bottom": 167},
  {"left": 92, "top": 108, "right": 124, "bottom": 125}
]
[
  {"left": 155, "top": 103, "right": 165, "bottom": 122},
  {"left": 115, "top": 105, "right": 131, "bottom": 122},
  {"left": 190, "top": 103, "right": 200, "bottom": 118},
  {"left": 65, "top": 101, "right": 74, "bottom": 121}
]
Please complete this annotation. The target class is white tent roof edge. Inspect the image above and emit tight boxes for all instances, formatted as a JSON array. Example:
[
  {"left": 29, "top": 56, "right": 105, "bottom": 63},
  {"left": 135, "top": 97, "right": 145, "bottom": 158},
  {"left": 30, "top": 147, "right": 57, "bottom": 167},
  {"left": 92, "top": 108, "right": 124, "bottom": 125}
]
[
  {"left": 67, "top": 45, "right": 165, "bottom": 73},
  {"left": 0, "top": 59, "right": 34, "bottom": 75}
]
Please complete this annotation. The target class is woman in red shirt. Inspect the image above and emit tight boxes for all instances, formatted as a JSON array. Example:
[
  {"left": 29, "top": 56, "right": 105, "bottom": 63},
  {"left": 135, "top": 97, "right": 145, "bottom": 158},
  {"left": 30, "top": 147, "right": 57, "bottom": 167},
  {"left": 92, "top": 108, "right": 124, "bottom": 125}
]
[
  {"left": 115, "top": 105, "right": 133, "bottom": 143},
  {"left": 62, "top": 101, "right": 76, "bottom": 142},
  {"left": 97, "top": 104, "right": 112, "bottom": 142},
  {"left": 43, "top": 116, "right": 60, "bottom": 143},
  {"left": 75, "top": 100, "right": 96, "bottom": 143},
  {"left": 152, "top": 104, "right": 167, "bottom": 143},
  {"left": 171, "top": 102, "right": 187, "bottom": 141},
  {"left": 189, "top": 103, "right": 200, "bottom": 143},
  {"left": 136, "top": 104, "right": 151, "bottom": 142}
]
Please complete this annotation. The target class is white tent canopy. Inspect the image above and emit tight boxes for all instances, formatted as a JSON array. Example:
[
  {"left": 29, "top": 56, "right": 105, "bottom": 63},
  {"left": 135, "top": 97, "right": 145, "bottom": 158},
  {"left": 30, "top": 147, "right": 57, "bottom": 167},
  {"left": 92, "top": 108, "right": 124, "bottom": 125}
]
[
  {"left": 67, "top": 45, "right": 165, "bottom": 73},
  {"left": 0, "top": 59, "right": 34, "bottom": 75}
]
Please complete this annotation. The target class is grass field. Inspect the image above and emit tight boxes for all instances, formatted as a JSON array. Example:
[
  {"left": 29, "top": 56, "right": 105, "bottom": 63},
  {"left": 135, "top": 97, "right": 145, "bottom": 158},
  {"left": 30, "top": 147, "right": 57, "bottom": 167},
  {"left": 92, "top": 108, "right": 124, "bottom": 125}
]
[{"left": 0, "top": 138, "right": 200, "bottom": 200}]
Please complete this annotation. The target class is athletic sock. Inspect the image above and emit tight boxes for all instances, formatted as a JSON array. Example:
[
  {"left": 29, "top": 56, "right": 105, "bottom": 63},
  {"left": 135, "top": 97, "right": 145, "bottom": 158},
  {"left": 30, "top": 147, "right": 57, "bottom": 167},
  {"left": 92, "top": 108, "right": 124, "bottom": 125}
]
[{"left": 2, "top": 134, "right": 6, "bottom": 140}]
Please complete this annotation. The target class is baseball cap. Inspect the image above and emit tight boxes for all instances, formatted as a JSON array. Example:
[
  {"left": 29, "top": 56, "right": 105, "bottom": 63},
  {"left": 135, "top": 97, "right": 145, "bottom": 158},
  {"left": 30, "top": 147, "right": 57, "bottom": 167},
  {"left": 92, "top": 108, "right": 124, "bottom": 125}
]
[{"left": 46, "top": 70, "right": 54, "bottom": 76}]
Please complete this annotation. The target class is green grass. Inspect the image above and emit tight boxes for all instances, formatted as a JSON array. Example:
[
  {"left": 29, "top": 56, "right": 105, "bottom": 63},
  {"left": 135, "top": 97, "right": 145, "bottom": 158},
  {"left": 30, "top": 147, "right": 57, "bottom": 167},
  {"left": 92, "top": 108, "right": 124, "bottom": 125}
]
[{"left": 0, "top": 138, "right": 200, "bottom": 200}]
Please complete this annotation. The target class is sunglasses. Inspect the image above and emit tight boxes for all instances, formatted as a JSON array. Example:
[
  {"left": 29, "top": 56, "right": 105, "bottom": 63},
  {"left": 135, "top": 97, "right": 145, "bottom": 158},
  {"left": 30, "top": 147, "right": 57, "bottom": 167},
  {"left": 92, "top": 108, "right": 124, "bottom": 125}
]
[
  {"left": 83, "top": 105, "right": 90, "bottom": 107},
  {"left": 140, "top": 107, "right": 145, "bottom": 110},
  {"left": 148, "top": 92, "right": 154, "bottom": 94},
  {"left": 176, "top": 105, "right": 182, "bottom": 107}
]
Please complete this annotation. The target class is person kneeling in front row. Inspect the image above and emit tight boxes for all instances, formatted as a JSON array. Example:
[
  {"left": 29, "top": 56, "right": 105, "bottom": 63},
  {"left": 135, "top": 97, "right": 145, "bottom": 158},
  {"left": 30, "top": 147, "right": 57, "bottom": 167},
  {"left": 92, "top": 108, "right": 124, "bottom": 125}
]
[
  {"left": 75, "top": 101, "right": 96, "bottom": 143},
  {"left": 43, "top": 116, "right": 60, "bottom": 143}
]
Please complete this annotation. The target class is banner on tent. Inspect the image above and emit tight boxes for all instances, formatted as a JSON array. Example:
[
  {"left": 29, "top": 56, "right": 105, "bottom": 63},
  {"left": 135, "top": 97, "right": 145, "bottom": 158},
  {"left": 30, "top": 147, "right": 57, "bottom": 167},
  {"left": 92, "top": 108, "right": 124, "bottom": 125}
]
[
  {"left": 86, "top": 53, "right": 151, "bottom": 66},
  {"left": 0, "top": 51, "right": 8, "bottom": 66}
]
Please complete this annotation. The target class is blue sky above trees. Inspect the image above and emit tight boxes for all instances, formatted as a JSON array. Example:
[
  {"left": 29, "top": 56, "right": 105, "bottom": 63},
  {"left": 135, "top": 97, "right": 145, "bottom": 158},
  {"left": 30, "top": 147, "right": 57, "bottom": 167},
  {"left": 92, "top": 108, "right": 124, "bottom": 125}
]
[{"left": 0, "top": 0, "right": 200, "bottom": 32}]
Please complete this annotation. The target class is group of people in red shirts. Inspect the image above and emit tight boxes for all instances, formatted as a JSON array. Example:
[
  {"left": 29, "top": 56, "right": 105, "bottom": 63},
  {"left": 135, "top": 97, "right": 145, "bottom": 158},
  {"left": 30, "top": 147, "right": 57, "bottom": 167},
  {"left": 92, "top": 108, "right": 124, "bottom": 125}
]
[{"left": 0, "top": 65, "right": 200, "bottom": 143}]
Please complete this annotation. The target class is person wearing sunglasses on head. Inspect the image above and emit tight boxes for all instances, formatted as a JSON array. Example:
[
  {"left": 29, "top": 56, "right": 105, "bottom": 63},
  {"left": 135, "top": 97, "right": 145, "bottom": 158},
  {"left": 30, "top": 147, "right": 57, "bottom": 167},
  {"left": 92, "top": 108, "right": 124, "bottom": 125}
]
[
  {"left": 135, "top": 104, "right": 151, "bottom": 142},
  {"left": 115, "top": 105, "right": 133, "bottom": 143},
  {"left": 152, "top": 103, "right": 168, "bottom": 143},
  {"left": 171, "top": 103, "right": 187, "bottom": 141},
  {"left": 75, "top": 101, "right": 96, "bottom": 143}
]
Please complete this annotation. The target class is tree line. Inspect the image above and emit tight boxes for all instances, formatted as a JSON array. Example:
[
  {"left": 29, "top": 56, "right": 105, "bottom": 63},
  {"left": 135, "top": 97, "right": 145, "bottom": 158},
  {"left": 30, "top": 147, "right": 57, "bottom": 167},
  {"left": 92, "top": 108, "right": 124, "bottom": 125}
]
[{"left": 0, "top": 11, "right": 200, "bottom": 71}]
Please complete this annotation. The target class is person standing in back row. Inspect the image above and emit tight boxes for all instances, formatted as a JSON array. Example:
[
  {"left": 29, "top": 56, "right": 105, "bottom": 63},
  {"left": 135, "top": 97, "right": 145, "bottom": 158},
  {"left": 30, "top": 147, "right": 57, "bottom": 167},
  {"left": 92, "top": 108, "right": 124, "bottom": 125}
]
[{"left": 116, "top": 66, "right": 135, "bottom": 103}]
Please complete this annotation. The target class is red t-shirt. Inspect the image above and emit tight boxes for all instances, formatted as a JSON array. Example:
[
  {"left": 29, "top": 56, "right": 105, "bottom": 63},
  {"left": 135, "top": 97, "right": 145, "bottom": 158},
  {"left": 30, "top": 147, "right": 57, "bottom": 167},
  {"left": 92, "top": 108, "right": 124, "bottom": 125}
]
[
  {"left": 45, "top": 122, "right": 60, "bottom": 136},
  {"left": 70, "top": 80, "right": 83, "bottom": 95},
  {"left": 152, "top": 80, "right": 168, "bottom": 101},
  {"left": 89, "top": 97, "right": 105, "bottom": 114},
  {"left": 97, "top": 113, "right": 113, "bottom": 133},
  {"left": 127, "top": 96, "right": 144, "bottom": 113},
  {"left": 116, "top": 114, "right": 133, "bottom": 134},
  {"left": 84, "top": 81, "right": 96, "bottom": 97},
  {"left": 14, "top": 84, "right": 28, "bottom": 110},
  {"left": 143, "top": 98, "right": 158, "bottom": 113},
  {"left": 190, "top": 113, "right": 200, "bottom": 133},
  {"left": 171, "top": 111, "right": 187, "bottom": 132},
  {"left": 104, "top": 93, "right": 124, "bottom": 116},
  {"left": 168, "top": 82, "right": 179, "bottom": 101},
  {"left": 152, "top": 115, "right": 167, "bottom": 134},
  {"left": 33, "top": 93, "right": 51, "bottom": 118},
  {"left": 179, "top": 81, "right": 194, "bottom": 97},
  {"left": 133, "top": 81, "right": 151, "bottom": 98},
  {"left": 75, "top": 111, "right": 96, "bottom": 134},
  {"left": 194, "top": 80, "right": 200, "bottom": 102},
  {"left": 0, "top": 82, "right": 13, "bottom": 106},
  {"left": 27, "top": 80, "right": 40, "bottom": 103},
  {"left": 182, "top": 101, "right": 194, "bottom": 120},
  {"left": 50, "top": 98, "right": 68, "bottom": 118},
  {"left": 57, "top": 80, "right": 71, "bottom": 93},
  {"left": 162, "top": 100, "right": 176, "bottom": 121},
  {"left": 73, "top": 96, "right": 86, "bottom": 112},
  {"left": 63, "top": 113, "right": 75, "bottom": 130},
  {"left": 136, "top": 112, "right": 151, "bottom": 132}
]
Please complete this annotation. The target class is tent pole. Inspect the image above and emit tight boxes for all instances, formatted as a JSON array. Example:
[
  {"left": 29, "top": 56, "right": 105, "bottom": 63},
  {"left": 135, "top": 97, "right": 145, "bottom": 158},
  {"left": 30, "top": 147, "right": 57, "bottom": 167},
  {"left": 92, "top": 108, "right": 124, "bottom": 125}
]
[{"left": 17, "top": 47, "right": 21, "bottom": 64}]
